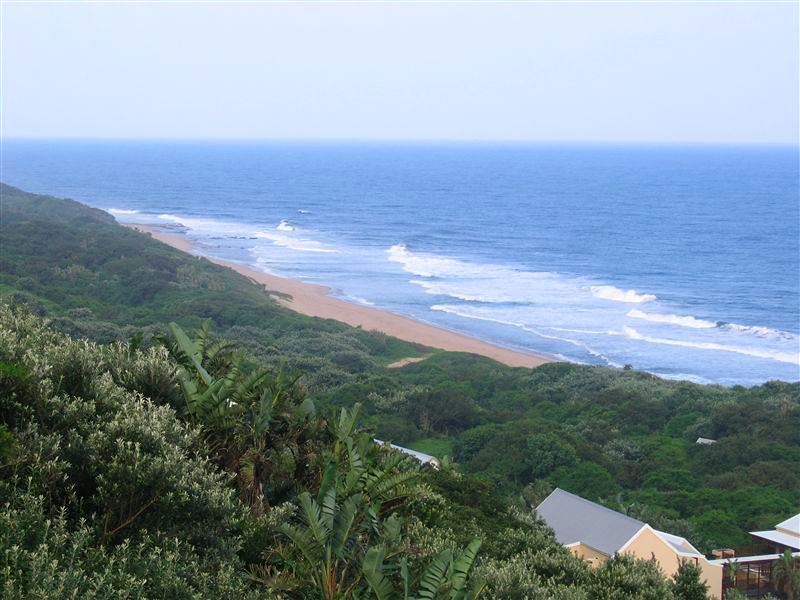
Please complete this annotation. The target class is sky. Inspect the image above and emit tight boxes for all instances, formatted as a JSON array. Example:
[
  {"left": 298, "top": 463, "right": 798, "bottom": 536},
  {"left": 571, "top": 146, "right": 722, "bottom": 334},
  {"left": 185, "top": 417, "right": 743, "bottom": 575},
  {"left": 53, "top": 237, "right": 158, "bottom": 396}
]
[{"left": 1, "top": 1, "right": 798, "bottom": 144}]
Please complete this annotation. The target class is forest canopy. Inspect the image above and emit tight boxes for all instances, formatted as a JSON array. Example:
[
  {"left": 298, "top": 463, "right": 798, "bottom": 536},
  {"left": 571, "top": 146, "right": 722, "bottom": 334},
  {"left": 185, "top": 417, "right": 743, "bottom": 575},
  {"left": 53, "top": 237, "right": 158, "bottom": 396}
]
[{"left": 1, "top": 184, "right": 798, "bottom": 597}]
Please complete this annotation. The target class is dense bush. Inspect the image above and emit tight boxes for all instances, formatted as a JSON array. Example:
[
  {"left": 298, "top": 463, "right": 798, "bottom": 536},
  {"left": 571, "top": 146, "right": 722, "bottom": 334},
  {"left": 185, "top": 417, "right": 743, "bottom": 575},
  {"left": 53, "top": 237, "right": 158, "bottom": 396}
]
[
  {"left": 0, "top": 305, "right": 255, "bottom": 597},
  {"left": 0, "top": 186, "right": 800, "bottom": 568}
]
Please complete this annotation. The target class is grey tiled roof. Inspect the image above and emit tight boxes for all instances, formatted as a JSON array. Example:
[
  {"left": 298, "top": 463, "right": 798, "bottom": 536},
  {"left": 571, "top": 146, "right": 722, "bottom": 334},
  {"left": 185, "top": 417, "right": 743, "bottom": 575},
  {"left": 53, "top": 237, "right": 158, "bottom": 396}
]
[{"left": 536, "top": 488, "right": 645, "bottom": 556}]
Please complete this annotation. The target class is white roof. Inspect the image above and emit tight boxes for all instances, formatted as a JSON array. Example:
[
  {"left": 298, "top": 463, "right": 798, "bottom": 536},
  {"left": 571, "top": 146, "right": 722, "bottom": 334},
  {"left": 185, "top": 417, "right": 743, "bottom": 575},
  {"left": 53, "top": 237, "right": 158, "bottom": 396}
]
[
  {"left": 710, "top": 551, "right": 800, "bottom": 566},
  {"left": 655, "top": 530, "right": 704, "bottom": 557},
  {"left": 776, "top": 513, "right": 800, "bottom": 536},
  {"left": 750, "top": 529, "right": 800, "bottom": 550},
  {"left": 374, "top": 439, "right": 439, "bottom": 466}
]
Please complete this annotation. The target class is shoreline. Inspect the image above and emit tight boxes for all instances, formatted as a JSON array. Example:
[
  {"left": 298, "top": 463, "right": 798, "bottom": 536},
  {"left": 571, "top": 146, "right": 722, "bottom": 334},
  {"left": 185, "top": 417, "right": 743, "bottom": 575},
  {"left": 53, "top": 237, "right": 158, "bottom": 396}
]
[{"left": 125, "top": 223, "right": 554, "bottom": 369}]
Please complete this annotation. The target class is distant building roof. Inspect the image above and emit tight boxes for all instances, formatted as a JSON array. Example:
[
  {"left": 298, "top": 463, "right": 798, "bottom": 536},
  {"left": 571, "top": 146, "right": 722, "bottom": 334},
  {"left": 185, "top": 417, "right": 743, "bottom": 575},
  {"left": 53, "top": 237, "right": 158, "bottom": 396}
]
[
  {"left": 750, "top": 529, "right": 800, "bottom": 550},
  {"left": 750, "top": 512, "right": 800, "bottom": 551},
  {"left": 654, "top": 530, "right": 704, "bottom": 558},
  {"left": 776, "top": 513, "right": 800, "bottom": 536},
  {"left": 536, "top": 488, "right": 646, "bottom": 556},
  {"left": 710, "top": 551, "right": 800, "bottom": 566},
  {"left": 374, "top": 439, "right": 440, "bottom": 467},
  {"left": 696, "top": 437, "right": 717, "bottom": 445}
]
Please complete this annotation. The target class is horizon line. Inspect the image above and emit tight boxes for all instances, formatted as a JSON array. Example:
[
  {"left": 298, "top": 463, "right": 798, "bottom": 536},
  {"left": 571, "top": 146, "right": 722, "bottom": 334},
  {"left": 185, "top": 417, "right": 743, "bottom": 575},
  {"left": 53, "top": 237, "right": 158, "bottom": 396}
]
[{"left": 2, "top": 136, "right": 798, "bottom": 147}]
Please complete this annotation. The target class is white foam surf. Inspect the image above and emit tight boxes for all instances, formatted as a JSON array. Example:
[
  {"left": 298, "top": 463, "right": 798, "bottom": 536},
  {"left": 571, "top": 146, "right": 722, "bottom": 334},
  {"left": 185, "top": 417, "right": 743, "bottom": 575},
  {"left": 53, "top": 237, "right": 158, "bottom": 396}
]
[
  {"left": 591, "top": 285, "right": 657, "bottom": 304},
  {"left": 388, "top": 243, "right": 495, "bottom": 278},
  {"left": 627, "top": 309, "right": 716, "bottom": 329},
  {"left": 277, "top": 220, "right": 295, "bottom": 232},
  {"left": 157, "top": 213, "right": 257, "bottom": 238},
  {"left": 346, "top": 296, "right": 375, "bottom": 306},
  {"left": 254, "top": 231, "right": 339, "bottom": 253},
  {"left": 628, "top": 309, "right": 798, "bottom": 343},
  {"left": 721, "top": 323, "right": 798, "bottom": 341},
  {"left": 431, "top": 304, "right": 623, "bottom": 368},
  {"left": 106, "top": 208, "right": 139, "bottom": 215},
  {"left": 616, "top": 326, "right": 799, "bottom": 365}
]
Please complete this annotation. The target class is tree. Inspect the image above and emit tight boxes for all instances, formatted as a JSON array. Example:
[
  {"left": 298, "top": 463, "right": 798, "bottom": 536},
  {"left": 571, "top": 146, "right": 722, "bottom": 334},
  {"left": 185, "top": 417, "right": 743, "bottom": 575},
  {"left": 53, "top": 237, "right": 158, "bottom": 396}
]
[
  {"left": 551, "top": 462, "right": 619, "bottom": 500},
  {"left": 772, "top": 549, "right": 800, "bottom": 600},
  {"left": 526, "top": 432, "right": 578, "bottom": 480},
  {"left": 671, "top": 560, "right": 709, "bottom": 600},
  {"left": 276, "top": 405, "right": 484, "bottom": 599},
  {"left": 588, "top": 554, "right": 674, "bottom": 600},
  {"left": 166, "top": 321, "right": 317, "bottom": 513}
]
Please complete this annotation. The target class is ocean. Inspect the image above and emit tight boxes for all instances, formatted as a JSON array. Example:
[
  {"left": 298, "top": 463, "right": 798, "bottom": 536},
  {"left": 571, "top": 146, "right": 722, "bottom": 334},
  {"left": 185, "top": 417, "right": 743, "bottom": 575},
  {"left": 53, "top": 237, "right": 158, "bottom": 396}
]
[{"left": 2, "top": 140, "right": 798, "bottom": 386}]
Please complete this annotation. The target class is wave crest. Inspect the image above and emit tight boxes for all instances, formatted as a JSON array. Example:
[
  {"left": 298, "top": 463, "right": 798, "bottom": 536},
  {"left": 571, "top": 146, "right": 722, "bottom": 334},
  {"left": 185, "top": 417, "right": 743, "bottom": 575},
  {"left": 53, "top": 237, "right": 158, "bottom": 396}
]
[
  {"left": 255, "top": 231, "right": 338, "bottom": 253},
  {"left": 617, "top": 326, "right": 799, "bottom": 365},
  {"left": 627, "top": 309, "right": 716, "bottom": 329},
  {"left": 591, "top": 285, "right": 656, "bottom": 304},
  {"left": 106, "top": 208, "right": 139, "bottom": 215},
  {"left": 387, "top": 243, "right": 480, "bottom": 278}
]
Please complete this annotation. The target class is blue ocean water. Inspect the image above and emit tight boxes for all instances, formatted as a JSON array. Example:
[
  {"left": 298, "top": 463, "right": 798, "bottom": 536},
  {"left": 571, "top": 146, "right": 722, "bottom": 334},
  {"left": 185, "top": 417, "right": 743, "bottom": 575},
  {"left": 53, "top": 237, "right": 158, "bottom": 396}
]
[{"left": 2, "top": 140, "right": 798, "bottom": 386}]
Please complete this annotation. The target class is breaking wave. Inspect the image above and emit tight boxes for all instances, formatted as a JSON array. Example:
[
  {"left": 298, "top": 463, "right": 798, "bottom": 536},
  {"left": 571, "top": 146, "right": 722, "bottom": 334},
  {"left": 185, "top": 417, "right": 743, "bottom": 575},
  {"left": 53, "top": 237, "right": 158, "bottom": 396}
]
[
  {"left": 627, "top": 309, "right": 716, "bottom": 329},
  {"left": 721, "top": 323, "right": 798, "bottom": 341},
  {"left": 157, "top": 213, "right": 256, "bottom": 237},
  {"left": 591, "top": 285, "right": 657, "bottom": 304},
  {"left": 431, "top": 304, "right": 623, "bottom": 368},
  {"left": 254, "top": 231, "right": 339, "bottom": 253},
  {"left": 277, "top": 220, "right": 295, "bottom": 232},
  {"left": 106, "top": 208, "right": 139, "bottom": 215},
  {"left": 616, "top": 326, "right": 799, "bottom": 365},
  {"left": 387, "top": 243, "right": 494, "bottom": 278}
]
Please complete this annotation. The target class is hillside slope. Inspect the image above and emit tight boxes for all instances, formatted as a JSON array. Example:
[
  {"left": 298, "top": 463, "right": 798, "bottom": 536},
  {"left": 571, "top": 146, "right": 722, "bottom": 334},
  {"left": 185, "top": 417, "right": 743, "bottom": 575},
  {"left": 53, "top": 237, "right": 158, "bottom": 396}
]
[{"left": 1, "top": 183, "right": 798, "bottom": 551}]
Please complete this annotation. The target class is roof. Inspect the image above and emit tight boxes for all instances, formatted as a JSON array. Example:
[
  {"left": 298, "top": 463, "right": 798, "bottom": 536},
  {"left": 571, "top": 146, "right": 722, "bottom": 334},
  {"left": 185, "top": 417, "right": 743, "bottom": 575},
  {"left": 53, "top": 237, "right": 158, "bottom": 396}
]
[
  {"left": 750, "top": 529, "right": 800, "bottom": 550},
  {"left": 749, "top": 512, "right": 800, "bottom": 550},
  {"left": 654, "top": 530, "right": 703, "bottom": 557},
  {"left": 374, "top": 439, "right": 440, "bottom": 466},
  {"left": 776, "top": 514, "right": 800, "bottom": 536},
  {"left": 710, "top": 551, "right": 800, "bottom": 566},
  {"left": 536, "top": 488, "right": 646, "bottom": 556}
]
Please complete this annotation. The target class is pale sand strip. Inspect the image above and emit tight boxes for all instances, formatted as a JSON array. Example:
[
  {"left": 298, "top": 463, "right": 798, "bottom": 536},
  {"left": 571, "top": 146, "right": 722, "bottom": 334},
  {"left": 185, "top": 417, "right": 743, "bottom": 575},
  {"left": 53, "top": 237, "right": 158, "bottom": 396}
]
[
  {"left": 386, "top": 356, "right": 431, "bottom": 369},
  {"left": 126, "top": 224, "right": 553, "bottom": 369}
]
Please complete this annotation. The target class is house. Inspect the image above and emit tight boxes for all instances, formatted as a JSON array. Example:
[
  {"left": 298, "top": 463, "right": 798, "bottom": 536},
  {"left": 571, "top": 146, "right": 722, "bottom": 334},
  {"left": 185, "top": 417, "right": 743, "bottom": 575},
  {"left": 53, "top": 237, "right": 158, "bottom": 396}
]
[
  {"left": 536, "top": 488, "right": 723, "bottom": 598},
  {"left": 701, "top": 512, "right": 798, "bottom": 598},
  {"left": 710, "top": 551, "right": 800, "bottom": 598},
  {"left": 750, "top": 512, "right": 800, "bottom": 554},
  {"left": 696, "top": 437, "right": 717, "bottom": 445},
  {"left": 374, "top": 439, "right": 441, "bottom": 469}
]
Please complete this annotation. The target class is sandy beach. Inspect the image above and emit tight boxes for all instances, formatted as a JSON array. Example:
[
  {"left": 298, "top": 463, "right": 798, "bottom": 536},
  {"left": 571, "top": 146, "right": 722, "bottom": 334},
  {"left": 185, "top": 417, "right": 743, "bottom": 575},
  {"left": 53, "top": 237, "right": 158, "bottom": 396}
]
[{"left": 126, "top": 224, "right": 552, "bottom": 369}]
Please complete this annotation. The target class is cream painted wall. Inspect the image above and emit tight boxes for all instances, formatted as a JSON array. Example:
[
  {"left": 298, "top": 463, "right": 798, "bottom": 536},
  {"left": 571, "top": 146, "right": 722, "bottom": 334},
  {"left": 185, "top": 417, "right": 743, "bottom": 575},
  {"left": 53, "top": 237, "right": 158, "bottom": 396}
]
[
  {"left": 622, "top": 527, "right": 723, "bottom": 599},
  {"left": 567, "top": 543, "right": 609, "bottom": 567}
]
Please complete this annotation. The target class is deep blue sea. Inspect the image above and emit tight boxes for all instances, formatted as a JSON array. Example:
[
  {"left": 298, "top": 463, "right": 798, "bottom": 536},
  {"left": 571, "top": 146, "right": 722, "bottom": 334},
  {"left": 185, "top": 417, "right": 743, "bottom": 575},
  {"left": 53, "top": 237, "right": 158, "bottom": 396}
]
[{"left": 3, "top": 140, "right": 798, "bottom": 386}]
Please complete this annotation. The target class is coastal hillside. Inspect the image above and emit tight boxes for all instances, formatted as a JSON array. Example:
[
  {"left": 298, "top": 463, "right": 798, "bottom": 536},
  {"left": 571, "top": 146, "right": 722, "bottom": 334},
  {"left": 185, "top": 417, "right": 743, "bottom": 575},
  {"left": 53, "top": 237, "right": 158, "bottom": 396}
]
[{"left": 2, "top": 183, "right": 799, "bottom": 558}]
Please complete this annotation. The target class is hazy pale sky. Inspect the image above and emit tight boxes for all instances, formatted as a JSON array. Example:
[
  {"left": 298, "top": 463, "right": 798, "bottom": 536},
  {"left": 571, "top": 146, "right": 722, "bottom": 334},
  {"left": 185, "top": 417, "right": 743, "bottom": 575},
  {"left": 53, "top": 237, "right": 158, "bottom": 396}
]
[{"left": 2, "top": 2, "right": 798, "bottom": 143}]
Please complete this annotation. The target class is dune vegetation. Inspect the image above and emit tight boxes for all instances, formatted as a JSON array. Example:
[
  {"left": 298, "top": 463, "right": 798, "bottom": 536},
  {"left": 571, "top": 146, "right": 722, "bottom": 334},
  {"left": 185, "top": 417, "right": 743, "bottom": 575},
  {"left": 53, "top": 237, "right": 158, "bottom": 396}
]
[{"left": 1, "top": 184, "right": 798, "bottom": 598}]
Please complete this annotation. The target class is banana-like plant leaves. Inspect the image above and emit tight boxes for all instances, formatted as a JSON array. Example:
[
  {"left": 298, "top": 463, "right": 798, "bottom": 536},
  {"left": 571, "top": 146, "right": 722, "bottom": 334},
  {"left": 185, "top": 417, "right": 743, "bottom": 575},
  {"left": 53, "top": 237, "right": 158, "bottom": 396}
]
[
  {"left": 332, "top": 492, "right": 363, "bottom": 558},
  {"left": 362, "top": 546, "right": 395, "bottom": 600},
  {"left": 417, "top": 549, "right": 454, "bottom": 600},
  {"left": 298, "top": 492, "right": 330, "bottom": 546},
  {"left": 448, "top": 539, "right": 481, "bottom": 599},
  {"left": 168, "top": 322, "right": 212, "bottom": 385}
]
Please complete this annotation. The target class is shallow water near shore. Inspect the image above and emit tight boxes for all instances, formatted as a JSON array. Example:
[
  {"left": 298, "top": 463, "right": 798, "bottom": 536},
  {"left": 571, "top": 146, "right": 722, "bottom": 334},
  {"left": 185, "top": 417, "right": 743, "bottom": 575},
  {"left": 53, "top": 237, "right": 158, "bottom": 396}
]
[{"left": 3, "top": 141, "right": 799, "bottom": 385}]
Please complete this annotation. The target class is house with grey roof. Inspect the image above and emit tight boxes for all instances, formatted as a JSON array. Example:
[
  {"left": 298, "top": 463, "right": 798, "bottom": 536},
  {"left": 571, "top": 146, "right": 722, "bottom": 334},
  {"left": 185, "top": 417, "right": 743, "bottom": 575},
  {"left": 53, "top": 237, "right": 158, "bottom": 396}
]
[{"left": 536, "top": 488, "right": 723, "bottom": 598}]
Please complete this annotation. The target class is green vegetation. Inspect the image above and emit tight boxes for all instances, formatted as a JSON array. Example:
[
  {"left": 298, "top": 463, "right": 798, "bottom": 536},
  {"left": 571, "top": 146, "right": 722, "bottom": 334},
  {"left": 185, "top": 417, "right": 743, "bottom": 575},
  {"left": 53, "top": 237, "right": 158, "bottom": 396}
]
[
  {"left": 1, "top": 183, "right": 799, "bottom": 597},
  {"left": 670, "top": 560, "right": 710, "bottom": 600}
]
